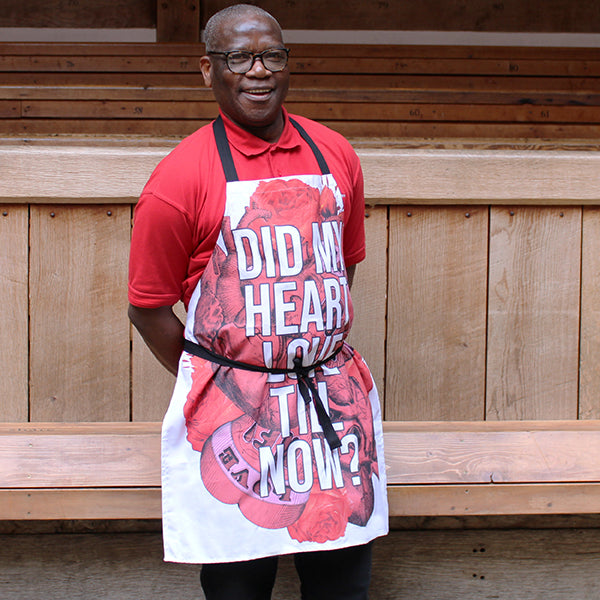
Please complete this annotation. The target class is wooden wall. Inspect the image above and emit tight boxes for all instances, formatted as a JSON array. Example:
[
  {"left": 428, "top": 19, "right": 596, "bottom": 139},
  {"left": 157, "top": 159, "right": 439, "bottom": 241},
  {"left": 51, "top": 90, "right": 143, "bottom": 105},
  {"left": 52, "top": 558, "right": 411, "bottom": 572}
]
[
  {"left": 2, "top": 0, "right": 600, "bottom": 42},
  {"left": 2, "top": 138, "right": 600, "bottom": 424},
  {"left": 2, "top": 527, "right": 600, "bottom": 600},
  {"left": 2, "top": 43, "right": 599, "bottom": 139}
]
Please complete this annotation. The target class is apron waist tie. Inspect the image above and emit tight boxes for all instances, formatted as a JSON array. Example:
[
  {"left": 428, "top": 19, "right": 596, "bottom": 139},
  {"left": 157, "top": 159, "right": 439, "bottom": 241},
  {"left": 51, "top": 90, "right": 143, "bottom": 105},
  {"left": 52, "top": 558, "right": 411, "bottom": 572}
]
[{"left": 183, "top": 339, "right": 343, "bottom": 450}]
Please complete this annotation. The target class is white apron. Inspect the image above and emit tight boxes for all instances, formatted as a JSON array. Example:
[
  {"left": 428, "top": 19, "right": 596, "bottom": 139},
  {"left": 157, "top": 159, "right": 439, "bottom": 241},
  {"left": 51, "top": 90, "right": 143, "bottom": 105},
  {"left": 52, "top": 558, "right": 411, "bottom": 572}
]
[{"left": 161, "top": 116, "right": 388, "bottom": 564}]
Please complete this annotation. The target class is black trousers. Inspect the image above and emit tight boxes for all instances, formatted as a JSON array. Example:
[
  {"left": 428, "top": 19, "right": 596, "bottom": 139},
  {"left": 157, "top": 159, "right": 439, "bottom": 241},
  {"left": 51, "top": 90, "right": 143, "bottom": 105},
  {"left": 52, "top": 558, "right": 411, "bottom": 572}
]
[{"left": 200, "top": 542, "right": 373, "bottom": 600}]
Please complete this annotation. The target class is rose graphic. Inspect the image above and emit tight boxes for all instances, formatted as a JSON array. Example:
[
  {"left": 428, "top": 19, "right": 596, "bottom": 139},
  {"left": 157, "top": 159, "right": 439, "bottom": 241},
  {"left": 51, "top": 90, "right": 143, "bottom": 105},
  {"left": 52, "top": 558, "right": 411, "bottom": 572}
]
[{"left": 287, "top": 488, "right": 351, "bottom": 543}]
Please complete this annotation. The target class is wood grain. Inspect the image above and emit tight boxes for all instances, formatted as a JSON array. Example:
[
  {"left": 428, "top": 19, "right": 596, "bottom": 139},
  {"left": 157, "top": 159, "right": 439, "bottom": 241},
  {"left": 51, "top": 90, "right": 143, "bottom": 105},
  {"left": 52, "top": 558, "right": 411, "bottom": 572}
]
[
  {"left": 0, "top": 206, "right": 28, "bottom": 421},
  {"left": 386, "top": 207, "right": 488, "bottom": 420},
  {"left": 0, "top": 0, "right": 155, "bottom": 28},
  {"left": 346, "top": 206, "right": 387, "bottom": 403},
  {"left": 29, "top": 206, "right": 131, "bottom": 421},
  {"left": 486, "top": 207, "right": 581, "bottom": 420},
  {"left": 579, "top": 207, "right": 600, "bottom": 419},
  {"left": 1, "top": 528, "right": 599, "bottom": 599},
  {"left": 131, "top": 302, "right": 185, "bottom": 421},
  {"left": 4, "top": 142, "right": 600, "bottom": 204}
]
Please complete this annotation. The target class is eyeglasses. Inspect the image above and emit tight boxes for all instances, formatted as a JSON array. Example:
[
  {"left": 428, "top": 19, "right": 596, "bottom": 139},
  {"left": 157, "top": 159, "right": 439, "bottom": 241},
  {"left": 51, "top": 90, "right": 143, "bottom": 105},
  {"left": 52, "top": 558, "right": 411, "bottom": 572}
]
[{"left": 208, "top": 48, "right": 290, "bottom": 74}]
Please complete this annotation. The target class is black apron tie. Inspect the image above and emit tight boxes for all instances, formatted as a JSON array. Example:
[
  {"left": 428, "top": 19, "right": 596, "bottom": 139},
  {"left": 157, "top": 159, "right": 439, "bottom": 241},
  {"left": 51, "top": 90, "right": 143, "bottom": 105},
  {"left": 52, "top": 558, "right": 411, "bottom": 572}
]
[{"left": 183, "top": 339, "right": 343, "bottom": 450}]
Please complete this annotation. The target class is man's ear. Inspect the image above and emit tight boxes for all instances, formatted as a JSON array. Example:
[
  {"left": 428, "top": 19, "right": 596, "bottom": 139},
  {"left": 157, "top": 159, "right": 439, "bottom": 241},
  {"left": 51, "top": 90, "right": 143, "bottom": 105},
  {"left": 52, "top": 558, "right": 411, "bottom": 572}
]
[{"left": 200, "top": 56, "right": 213, "bottom": 87}]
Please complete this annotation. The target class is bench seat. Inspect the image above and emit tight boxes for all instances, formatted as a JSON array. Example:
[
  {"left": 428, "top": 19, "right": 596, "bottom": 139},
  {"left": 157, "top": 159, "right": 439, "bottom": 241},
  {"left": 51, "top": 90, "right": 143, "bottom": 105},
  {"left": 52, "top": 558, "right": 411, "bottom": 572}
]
[{"left": 2, "top": 420, "right": 598, "bottom": 520}]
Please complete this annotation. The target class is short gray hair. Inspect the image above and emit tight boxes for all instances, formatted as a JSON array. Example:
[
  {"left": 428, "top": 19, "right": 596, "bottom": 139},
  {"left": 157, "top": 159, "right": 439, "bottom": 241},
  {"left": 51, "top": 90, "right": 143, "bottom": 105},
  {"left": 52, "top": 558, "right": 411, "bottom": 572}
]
[{"left": 203, "top": 4, "right": 282, "bottom": 52}]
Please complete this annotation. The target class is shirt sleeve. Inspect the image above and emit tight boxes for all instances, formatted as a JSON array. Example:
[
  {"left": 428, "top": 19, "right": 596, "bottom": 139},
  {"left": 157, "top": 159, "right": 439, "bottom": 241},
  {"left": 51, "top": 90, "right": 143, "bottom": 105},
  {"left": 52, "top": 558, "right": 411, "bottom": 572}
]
[
  {"left": 342, "top": 152, "right": 366, "bottom": 267},
  {"left": 128, "top": 191, "right": 195, "bottom": 308}
]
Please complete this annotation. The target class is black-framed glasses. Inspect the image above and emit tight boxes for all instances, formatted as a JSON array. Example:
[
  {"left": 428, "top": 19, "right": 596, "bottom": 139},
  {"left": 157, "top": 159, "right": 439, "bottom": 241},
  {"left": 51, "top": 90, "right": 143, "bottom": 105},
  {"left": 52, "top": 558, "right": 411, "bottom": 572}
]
[{"left": 208, "top": 48, "right": 290, "bottom": 74}]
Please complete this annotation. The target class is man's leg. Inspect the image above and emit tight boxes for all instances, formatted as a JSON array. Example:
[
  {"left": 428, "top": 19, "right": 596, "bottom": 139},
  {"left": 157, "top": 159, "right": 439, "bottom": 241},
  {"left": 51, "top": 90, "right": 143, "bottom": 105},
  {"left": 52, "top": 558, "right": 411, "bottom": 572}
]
[
  {"left": 293, "top": 542, "right": 373, "bottom": 600},
  {"left": 200, "top": 555, "right": 279, "bottom": 600}
]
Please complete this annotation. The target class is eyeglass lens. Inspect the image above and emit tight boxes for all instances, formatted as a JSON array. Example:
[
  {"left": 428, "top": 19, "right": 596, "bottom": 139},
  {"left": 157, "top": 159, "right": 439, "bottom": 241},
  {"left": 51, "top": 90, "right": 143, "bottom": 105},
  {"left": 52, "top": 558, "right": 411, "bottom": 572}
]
[{"left": 228, "top": 50, "right": 288, "bottom": 73}]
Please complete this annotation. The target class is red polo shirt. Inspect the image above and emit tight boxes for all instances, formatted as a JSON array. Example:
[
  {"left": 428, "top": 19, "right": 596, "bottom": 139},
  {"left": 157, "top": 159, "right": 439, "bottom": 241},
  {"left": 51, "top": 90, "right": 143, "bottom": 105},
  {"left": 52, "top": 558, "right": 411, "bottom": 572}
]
[{"left": 128, "top": 109, "right": 366, "bottom": 309}]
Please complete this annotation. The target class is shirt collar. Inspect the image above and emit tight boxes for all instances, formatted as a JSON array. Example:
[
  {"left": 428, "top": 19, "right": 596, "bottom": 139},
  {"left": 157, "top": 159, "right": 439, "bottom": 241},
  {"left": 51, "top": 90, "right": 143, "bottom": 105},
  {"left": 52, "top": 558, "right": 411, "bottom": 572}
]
[{"left": 219, "top": 107, "right": 302, "bottom": 157}]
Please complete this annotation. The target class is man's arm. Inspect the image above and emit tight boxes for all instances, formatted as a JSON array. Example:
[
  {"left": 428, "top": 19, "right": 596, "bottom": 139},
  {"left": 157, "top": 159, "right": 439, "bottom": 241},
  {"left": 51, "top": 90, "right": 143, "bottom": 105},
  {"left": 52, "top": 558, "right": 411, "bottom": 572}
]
[
  {"left": 347, "top": 264, "right": 356, "bottom": 289},
  {"left": 128, "top": 304, "right": 185, "bottom": 376}
]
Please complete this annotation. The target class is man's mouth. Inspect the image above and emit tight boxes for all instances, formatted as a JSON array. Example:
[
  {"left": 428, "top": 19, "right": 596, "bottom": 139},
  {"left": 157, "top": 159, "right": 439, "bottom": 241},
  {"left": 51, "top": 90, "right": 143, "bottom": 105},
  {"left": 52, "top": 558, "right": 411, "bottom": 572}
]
[{"left": 242, "top": 88, "right": 273, "bottom": 99}]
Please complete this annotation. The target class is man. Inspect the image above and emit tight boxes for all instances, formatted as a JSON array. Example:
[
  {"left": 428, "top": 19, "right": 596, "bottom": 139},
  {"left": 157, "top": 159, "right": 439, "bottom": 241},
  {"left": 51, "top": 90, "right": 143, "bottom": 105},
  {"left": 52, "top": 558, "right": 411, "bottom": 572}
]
[{"left": 128, "top": 4, "right": 388, "bottom": 599}]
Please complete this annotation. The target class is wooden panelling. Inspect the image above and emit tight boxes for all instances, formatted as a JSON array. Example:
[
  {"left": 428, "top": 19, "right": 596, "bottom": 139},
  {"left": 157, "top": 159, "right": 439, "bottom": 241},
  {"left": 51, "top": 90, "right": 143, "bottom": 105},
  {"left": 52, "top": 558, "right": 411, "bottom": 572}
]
[
  {"left": 1, "top": 139, "right": 599, "bottom": 426},
  {"left": 1, "top": 43, "right": 599, "bottom": 139},
  {"left": 29, "top": 206, "right": 131, "bottom": 421},
  {"left": 156, "top": 0, "right": 201, "bottom": 43},
  {"left": 131, "top": 302, "right": 185, "bottom": 421},
  {"left": 4, "top": 141, "right": 600, "bottom": 205},
  {"left": 204, "top": 0, "right": 600, "bottom": 32},
  {"left": 0, "top": 206, "right": 28, "bottom": 421},
  {"left": 346, "top": 206, "right": 388, "bottom": 404},
  {"left": 388, "top": 484, "right": 600, "bottom": 517},
  {"left": 1, "top": 529, "right": 600, "bottom": 600},
  {"left": 4, "top": 420, "right": 600, "bottom": 520},
  {"left": 0, "top": 0, "right": 155, "bottom": 28},
  {"left": 0, "top": 489, "right": 161, "bottom": 520},
  {"left": 486, "top": 207, "right": 581, "bottom": 420},
  {"left": 580, "top": 207, "right": 600, "bottom": 419},
  {"left": 383, "top": 420, "right": 600, "bottom": 485},
  {"left": 0, "top": 423, "right": 160, "bottom": 488},
  {"left": 386, "top": 207, "right": 488, "bottom": 421}
]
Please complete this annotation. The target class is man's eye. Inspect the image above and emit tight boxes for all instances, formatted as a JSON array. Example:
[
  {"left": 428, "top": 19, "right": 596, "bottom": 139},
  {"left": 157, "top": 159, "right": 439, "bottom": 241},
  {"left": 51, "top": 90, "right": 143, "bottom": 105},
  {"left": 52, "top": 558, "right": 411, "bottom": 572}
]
[
  {"left": 265, "top": 51, "right": 286, "bottom": 61},
  {"left": 228, "top": 52, "right": 251, "bottom": 64}
]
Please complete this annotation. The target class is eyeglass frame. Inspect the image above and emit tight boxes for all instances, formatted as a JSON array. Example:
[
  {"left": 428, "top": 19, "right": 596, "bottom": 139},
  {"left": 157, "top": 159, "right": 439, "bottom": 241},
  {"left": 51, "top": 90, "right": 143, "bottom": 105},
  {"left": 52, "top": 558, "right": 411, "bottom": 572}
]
[{"left": 207, "top": 48, "right": 290, "bottom": 74}]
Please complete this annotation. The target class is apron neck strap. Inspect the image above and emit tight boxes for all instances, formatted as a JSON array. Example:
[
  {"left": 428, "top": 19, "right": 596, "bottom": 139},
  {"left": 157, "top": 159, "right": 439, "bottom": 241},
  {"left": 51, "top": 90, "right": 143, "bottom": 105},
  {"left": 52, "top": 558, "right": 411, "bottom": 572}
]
[
  {"left": 213, "top": 115, "right": 239, "bottom": 182},
  {"left": 212, "top": 114, "right": 331, "bottom": 183}
]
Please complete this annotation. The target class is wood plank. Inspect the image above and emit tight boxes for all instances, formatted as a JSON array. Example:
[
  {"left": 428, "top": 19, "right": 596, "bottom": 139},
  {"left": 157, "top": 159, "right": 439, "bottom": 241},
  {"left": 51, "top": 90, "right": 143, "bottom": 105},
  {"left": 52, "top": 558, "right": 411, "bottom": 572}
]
[
  {"left": 6, "top": 119, "right": 600, "bottom": 140},
  {"left": 0, "top": 100, "right": 19, "bottom": 117},
  {"left": 4, "top": 142, "right": 600, "bottom": 204},
  {"left": 2, "top": 71, "right": 599, "bottom": 92},
  {"left": 386, "top": 207, "right": 488, "bottom": 421},
  {"left": 486, "top": 207, "right": 581, "bottom": 420},
  {"left": 3, "top": 483, "right": 600, "bottom": 520},
  {"left": 0, "top": 532, "right": 201, "bottom": 600},
  {"left": 0, "top": 143, "right": 170, "bottom": 202},
  {"left": 156, "top": 0, "right": 201, "bottom": 43},
  {"left": 383, "top": 424, "right": 600, "bottom": 484},
  {"left": 346, "top": 206, "right": 387, "bottom": 404},
  {"left": 3, "top": 54, "right": 600, "bottom": 77},
  {"left": 0, "top": 430, "right": 160, "bottom": 488},
  {"left": 369, "top": 529, "right": 600, "bottom": 600},
  {"left": 388, "top": 483, "right": 600, "bottom": 516},
  {"left": 0, "top": 206, "right": 28, "bottom": 421},
  {"left": 29, "top": 206, "right": 131, "bottom": 421},
  {"left": 580, "top": 207, "right": 600, "bottom": 419},
  {"left": 18, "top": 99, "right": 600, "bottom": 124},
  {"left": 4, "top": 85, "right": 600, "bottom": 107},
  {"left": 131, "top": 302, "right": 185, "bottom": 421},
  {"left": 1, "top": 43, "right": 598, "bottom": 60},
  {"left": 205, "top": 0, "right": 600, "bottom": 32},
  {"left": 20, "top": 99, "right": 218, "bottom": 119},
  {"left": 0, "top": 0, "right": 155, "bottom": 28},
  {"left": 0, "top": 488, "right": 161, "bottom": 519},
  {"left": 1, "top": 529, "right": 598, "bottom": 600}
]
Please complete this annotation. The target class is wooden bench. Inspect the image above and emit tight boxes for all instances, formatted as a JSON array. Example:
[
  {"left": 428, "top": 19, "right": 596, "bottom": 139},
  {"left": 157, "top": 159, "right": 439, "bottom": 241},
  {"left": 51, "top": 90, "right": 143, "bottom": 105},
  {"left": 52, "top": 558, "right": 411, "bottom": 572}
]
[
  {"left": 1, "top": 42, "right": 600, "bottom": 138},
  {"left": 2, "top": 420, "right": 599, "bottom": 520}
]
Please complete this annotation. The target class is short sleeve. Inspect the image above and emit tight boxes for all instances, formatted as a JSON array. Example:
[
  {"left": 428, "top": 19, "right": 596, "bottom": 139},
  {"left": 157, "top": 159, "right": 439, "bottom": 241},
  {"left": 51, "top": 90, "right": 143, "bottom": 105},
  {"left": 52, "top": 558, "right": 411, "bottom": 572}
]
[
  {"left": 128, "top": 192, "right": 195, "bottom": 308},
  {"left": 342, "top": 153, "right": 366, "bottom": 267}
]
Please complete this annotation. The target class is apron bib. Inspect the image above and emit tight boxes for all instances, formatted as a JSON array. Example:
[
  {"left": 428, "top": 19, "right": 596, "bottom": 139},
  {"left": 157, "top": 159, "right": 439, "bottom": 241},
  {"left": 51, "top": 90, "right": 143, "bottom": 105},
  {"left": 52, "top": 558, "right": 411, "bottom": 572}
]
[{"left": 161, "top": 117, "right": 388, "bottom": 564}]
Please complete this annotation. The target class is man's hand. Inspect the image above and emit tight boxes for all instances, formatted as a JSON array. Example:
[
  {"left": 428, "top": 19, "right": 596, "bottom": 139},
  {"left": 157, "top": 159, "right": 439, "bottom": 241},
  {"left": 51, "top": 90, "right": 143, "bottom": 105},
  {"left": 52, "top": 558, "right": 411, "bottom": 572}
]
[{"left": 128, "top": 304, "right": 185, "bottom": 376}]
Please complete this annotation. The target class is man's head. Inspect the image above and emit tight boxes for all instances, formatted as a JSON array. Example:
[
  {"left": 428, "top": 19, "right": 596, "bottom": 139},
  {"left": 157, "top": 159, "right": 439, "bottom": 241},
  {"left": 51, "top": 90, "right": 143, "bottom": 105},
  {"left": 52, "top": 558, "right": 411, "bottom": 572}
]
[{"left": 201, "top": 4, "right": 289, "bottom": 143}]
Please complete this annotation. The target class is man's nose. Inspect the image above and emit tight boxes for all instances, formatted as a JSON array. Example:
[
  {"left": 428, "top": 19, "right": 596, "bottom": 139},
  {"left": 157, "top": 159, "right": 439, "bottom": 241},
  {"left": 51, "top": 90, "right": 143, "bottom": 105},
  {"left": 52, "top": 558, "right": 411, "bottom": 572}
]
[{"left": 246, "top": 55, "right": 270, "bottom": 76}]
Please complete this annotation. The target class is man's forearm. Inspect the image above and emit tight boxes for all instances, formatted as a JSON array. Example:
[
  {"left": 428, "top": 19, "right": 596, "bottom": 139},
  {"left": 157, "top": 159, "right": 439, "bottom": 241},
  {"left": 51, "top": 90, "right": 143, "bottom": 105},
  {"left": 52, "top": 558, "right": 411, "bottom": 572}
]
[{"left": 128, "top": 304, "right": 185, "bottom": 376}]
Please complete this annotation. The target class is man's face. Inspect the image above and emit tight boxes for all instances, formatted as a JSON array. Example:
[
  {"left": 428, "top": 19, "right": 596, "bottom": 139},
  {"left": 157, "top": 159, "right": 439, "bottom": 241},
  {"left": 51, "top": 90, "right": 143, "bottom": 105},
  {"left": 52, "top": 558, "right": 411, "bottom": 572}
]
[{"left": 201, "top": 13, "right": 289, "bottom": 142}]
